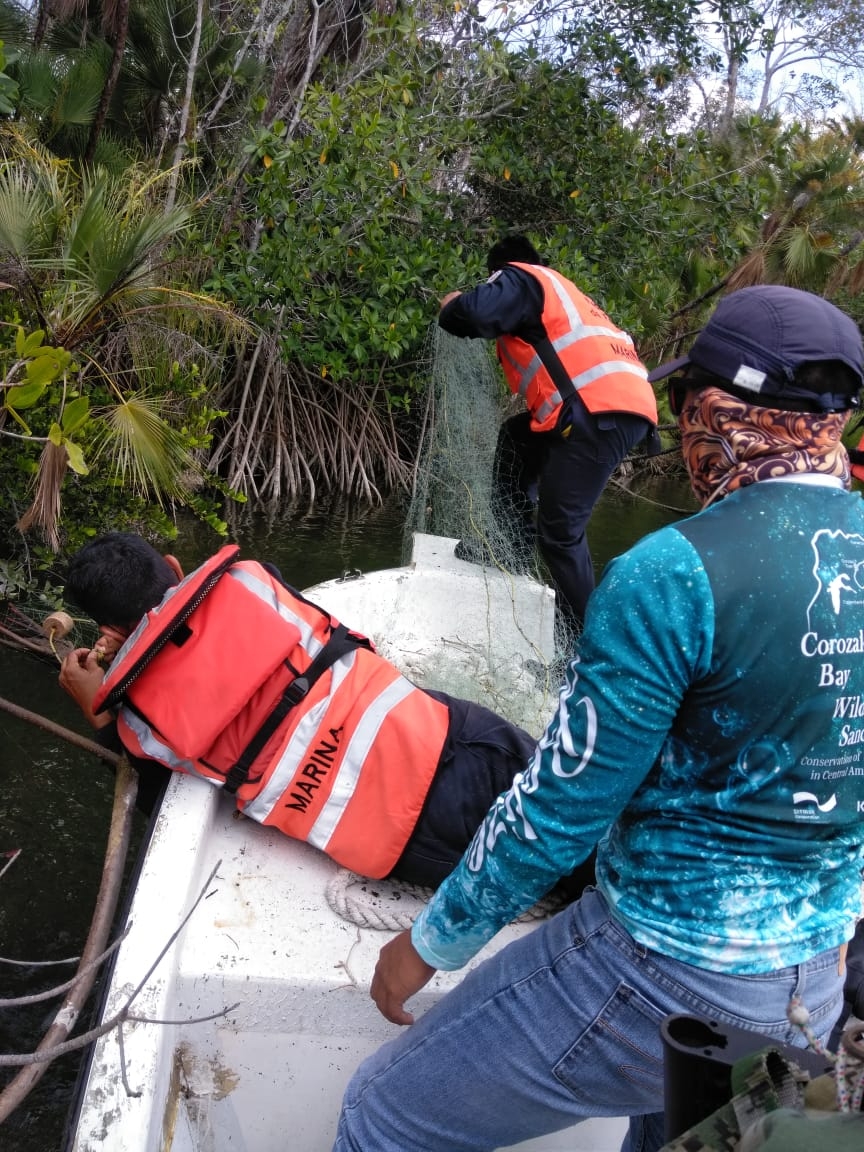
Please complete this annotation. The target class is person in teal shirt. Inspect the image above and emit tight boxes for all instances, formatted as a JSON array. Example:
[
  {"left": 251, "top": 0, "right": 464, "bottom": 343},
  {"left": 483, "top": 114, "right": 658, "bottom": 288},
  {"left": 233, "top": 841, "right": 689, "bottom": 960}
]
[{"left": 332, "top": 286, "right": 864, "bottom": 1152}]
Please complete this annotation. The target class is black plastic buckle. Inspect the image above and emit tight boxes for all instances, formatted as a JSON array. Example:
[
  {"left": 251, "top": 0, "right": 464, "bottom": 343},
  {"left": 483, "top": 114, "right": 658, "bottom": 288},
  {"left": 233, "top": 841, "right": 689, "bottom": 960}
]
[
  {"left": 283, "top": 675, "right": 310, "bottom": 706},
  {"left": 223, "top": 763, "right": 248, "bottom": 796}
]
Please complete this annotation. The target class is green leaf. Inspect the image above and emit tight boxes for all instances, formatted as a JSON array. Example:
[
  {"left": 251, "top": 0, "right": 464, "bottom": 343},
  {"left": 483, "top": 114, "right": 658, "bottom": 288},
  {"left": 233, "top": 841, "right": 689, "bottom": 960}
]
[
  {"left": 25, "top": 354, "right": 65, "bottom": 388},
  {"left": 61, "top": 395, "right": 90, "bottom": 434},
  {"left": 64, "top": 440, "right": 89, "bottom": 475},
  {"left": 5, "top": 380, "right": 47, "bottom": 410},
  {"left": 19, "top": 329, "right": 47, "bottom": 357},
  {"left": 48, "top": 422, "right": 63, "bottom": 447},
  {"left": 99, "top": 395, "right": 194, "bottom": 499},
  {"left": 5, "top": 406, "right": 31, "bottom": 435}
]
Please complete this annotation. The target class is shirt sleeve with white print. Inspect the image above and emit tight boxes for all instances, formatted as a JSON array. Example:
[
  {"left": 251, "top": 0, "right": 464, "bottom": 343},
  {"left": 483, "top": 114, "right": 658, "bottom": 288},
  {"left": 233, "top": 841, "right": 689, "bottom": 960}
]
[{"left": 411, "top": 526, "right": 715, "bottom": 971}]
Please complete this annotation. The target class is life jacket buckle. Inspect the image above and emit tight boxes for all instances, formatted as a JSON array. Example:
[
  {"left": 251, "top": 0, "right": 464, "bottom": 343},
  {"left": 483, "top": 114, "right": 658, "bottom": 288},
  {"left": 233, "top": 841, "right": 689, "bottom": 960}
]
[{"left": 284, "top": 675, "right": 310, "bottom": 705}]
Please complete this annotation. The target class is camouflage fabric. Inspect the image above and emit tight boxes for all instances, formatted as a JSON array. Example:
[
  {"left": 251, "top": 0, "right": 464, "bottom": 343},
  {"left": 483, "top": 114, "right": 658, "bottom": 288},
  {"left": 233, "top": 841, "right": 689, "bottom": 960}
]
[
  {"left": 660, "top": 1043, "right": 864, "bottom": 1150},
  {"left": 659, "top": 1048, "right": 807, "bottom": 1152},
  {"left": 737, "top": 1108, "right": 864, "bottom": 1151}
]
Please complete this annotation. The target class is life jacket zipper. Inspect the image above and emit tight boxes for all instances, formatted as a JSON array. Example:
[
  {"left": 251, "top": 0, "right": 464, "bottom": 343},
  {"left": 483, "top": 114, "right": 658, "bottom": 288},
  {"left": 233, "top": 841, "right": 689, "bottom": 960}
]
[{"left": 102, "top": 547, "right": 240, "bottom": 710}]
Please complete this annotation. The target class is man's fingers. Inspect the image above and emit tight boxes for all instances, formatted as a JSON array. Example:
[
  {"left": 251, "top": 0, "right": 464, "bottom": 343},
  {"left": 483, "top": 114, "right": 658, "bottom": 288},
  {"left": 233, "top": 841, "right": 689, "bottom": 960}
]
[
  {"left": 368, "top": 930, "right": 436, "bottom": 1025},
  {"left": 376, "top": 991, "right": 414, "bottom": 1026},
  {"left": 384, "top": 1001, "right": 415, "bottom": 1026},
  {"left": 370, "top": 972, "right": 415, "bottom": 1026},
  {"left": 60, "top": 648, "right": 89, "bottom": 677}
]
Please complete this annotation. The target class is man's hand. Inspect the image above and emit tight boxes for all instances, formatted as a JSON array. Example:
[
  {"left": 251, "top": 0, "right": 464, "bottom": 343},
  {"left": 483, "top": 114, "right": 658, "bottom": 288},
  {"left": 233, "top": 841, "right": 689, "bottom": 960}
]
[
  {"left": 370, "top": 929, "right": 436, "bottom": 1025},
  {"left": 94, "top": 626, "right": 127, "bottom": 662},
  {"left": 439, "top": 290, "right": 462, "bottom": 310},
  {"left": 59, "top": 648, "right": 112, "bottom": 729}
]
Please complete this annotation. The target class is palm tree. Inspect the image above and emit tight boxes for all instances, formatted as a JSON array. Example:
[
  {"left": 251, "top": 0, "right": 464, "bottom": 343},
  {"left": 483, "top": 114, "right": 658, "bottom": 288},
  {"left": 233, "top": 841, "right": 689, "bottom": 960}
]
[
  {"left": 0, "top": 128, "right": 243, "bottom": 547},
  {"left": 727, "top": 121, "right": 864, "bottom": 294},
  {"left": 0, "top": 0, "right": 250, "bottom": 174},
  {"left": 84, "top": 0, "right": 131, "bottom": 164}
]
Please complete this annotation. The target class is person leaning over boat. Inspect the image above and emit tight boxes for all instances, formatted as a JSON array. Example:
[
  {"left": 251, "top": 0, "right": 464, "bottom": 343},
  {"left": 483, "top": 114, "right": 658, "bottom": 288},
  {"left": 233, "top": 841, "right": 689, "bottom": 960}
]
[
  {"left": 57, "top": 532, "right": 548, "bottom": 889},
  {"left": 438, "top": 234, "right": 659, "bottom": 629},
  {"left": 332, "top": 285, "right": 864, "bottom": 1152}
]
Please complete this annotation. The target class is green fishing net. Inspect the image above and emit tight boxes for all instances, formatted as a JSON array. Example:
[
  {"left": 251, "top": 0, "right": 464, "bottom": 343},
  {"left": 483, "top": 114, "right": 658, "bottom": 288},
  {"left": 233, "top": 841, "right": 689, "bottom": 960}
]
[{"left": 402, "top": 327, "right": 577, "bottom": 735}]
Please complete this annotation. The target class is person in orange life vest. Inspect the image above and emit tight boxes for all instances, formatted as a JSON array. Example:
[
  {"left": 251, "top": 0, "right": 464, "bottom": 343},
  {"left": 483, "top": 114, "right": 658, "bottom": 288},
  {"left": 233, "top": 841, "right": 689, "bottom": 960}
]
[
  {"left": 57, "top": 531, "right": 548, "bottom": 889},
  {"left": 438, "top": 234, "right": 659, "bottom": 628}
]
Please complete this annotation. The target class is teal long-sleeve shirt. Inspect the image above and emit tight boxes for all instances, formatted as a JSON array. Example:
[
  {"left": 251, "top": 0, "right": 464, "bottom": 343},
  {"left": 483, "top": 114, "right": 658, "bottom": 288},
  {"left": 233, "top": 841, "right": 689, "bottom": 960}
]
[{"left": 412, "top": 478, "right": 864, "bottom": 973}]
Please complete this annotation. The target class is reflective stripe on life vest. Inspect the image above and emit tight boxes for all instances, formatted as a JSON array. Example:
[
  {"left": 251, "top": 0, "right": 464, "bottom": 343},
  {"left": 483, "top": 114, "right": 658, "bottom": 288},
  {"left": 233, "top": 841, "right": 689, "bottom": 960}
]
[
  {"left": 102, "top": 550, "right": 448, "bottom": 878},
  {"left": 229, "top": 564, "right": 327, "bottom": 657},
  {"left": 497, "top": 263, "right": 658, "bottom": 431},
  {"left": 307, "top": 676, "right": 414, "bottom": 854}
]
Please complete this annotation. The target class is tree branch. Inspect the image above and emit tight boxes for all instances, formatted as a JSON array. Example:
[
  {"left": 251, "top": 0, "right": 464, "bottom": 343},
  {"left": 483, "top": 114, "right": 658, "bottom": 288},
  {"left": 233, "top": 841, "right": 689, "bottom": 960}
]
[
  {"left": 0, "top": 694, "right": 121, "bottom": 766},
  {"left": 0, "top": 756, "right": 138, "bottom": 1121}
]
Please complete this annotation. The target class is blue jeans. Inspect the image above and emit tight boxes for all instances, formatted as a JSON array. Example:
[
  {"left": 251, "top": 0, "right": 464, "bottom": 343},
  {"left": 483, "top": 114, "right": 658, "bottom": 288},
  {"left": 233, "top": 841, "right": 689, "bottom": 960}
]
[{"left": 333, "top": 888, "right": 843, "bottom": 1152}]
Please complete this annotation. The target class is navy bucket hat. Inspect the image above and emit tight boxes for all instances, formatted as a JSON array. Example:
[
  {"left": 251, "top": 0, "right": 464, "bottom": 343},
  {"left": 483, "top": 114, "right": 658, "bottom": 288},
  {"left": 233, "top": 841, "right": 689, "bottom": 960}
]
[{"left": 648, "top": 286, "right": 864, "bottom": 412}]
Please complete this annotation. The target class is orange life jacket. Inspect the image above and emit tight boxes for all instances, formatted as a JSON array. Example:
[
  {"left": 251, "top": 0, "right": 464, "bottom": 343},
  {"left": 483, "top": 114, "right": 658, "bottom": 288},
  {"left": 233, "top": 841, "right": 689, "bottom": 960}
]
[
  {"left": 497, "top": 263, "right": 658, "bottom": 432},
  {"left": 92, "top": 546, "right": 449, "bottom": 878}
]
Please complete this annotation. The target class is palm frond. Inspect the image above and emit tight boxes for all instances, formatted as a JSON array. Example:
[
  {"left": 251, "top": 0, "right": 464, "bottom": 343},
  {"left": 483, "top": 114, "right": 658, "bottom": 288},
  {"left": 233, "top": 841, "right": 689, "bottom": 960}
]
[
  {"left": 93, "top": 393, "right": 197, "bottom": 500},
  {"left": 726, "top": 249, "right": 765, "bottom": 291},
  {"left": 66, "top": 173, "right": 190, "bottom": 289},
  {"left": 0, "top": 2, "right": 31, "bottom": 49},
  {"left": 0, "top": 150, "right": 62, "bottom": 259},
  {"left": 15, "top": 439, "right": 67, "bottom": 550},
  {"left": 51, "top": 52, "right": 105, "bottom": 129},
  {"left": 778, "top": 226, "right": 836, "bottom": 286},
  {"left": 101, "top": 207, "right": 192, "bottom": 291},
  {"left": 14, "top": 50, "right": 60, "bottom": 112},
  {"left": 88, "top": 129, "right": 137, "bottom": 175},
  {"left": 43, "top": 170, "right": 193, "bottom": 337}
]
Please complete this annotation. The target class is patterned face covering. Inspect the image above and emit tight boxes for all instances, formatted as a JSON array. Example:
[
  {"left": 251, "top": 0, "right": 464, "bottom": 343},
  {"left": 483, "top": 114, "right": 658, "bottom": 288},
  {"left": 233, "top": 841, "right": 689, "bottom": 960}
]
[{"left": 678, "top": 385, "right": 852, "bottom": 506}]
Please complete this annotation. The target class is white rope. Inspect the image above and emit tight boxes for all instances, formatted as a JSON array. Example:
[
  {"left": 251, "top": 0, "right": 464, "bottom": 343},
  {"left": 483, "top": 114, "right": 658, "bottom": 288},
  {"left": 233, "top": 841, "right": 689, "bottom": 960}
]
[{"left": 325, "top": 869, "right": 568, "bottom": 932}]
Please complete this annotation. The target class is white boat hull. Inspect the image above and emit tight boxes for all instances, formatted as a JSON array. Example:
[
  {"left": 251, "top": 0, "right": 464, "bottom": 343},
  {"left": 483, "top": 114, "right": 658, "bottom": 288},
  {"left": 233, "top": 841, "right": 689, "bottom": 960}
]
[{"left": 70, "top": 536, "right": 627, "bottom": 1151}]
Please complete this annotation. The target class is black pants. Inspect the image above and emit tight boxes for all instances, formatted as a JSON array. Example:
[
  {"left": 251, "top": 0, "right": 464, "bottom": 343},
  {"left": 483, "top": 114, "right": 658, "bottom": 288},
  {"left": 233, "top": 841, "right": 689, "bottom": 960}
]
[
  {"left": 493, "top": 398, "right": 651, "bottom": 629},
  {"left": 389, "top": 692, "right": 534, "bottom": 887},
  {"left": 390, "top": 690, "right": 596, "bottom": 894}
]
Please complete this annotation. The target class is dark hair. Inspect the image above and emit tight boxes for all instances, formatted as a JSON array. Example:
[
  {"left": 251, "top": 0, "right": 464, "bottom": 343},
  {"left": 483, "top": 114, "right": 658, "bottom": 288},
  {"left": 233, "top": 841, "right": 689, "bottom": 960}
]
[
  {"left": 683, "top": 360, "right": 861, "bottom": 413},
  {"left": 65, "top": 532, "right": 179, "bottom": 628},
  {"left": 486, "top": 234, "right": 544, "bottom": 274}
]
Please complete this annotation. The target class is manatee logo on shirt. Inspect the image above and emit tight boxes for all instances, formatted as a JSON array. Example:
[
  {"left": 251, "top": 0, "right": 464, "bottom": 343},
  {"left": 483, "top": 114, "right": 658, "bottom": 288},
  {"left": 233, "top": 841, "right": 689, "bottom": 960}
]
[
  {"left": 801, "top": 530, "right": 864, "bottom": 662},
  {"left": 807, "top": 529, "right": 864, "bottom": 623}
]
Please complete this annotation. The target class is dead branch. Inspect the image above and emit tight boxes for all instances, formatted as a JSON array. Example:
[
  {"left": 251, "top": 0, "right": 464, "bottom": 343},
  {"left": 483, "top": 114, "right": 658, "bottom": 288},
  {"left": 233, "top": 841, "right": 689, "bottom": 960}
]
[
  {"left": 0, "top": 861, "right": 227, "bottom": 1094},
  {"left": 0, "top": 756, "right": 137, "bottom": 1122},
  {"left": 0, "top": 696, "right": 121, "bottom": 767},
  {"left": 0, "top": 601, "right": 79, "bottom": 662},
  {"left": 0, "top": 949, "right": 78, "bottom": 968},
  {"left": 0, "top": 1001, "right": 239, "bottom": 1068},
  {"left": 0, "top": 622, "right": 61, "bottom": 660},
  {"left": 165, "top": 0, "right": 206, "bottom": 213},
  {"left": 667, "top": 275, "right": 733, "bottom": 320},
  {"left": 0, "top": 928, "right": 131, "bottom": 1007},
  {"left": 0, "top": 849, "right": 21, "bottom": 884}
]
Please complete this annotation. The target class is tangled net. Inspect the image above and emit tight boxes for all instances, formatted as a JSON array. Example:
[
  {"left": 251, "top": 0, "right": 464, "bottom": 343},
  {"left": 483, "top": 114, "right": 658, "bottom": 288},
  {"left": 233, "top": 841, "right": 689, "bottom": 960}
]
[
  {"left": 0, "top": 598, "right": 97, "bottom": 665},
  {"left": 401, "top": 327, "right": 575, "bottom": 727}
]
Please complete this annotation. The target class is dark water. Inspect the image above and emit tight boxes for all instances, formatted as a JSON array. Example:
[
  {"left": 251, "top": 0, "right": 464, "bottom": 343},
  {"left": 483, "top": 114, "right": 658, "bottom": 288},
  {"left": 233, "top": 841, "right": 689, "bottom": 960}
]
[{"left": 0, "top": 479, "right": 692, "bottom": 1151}]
